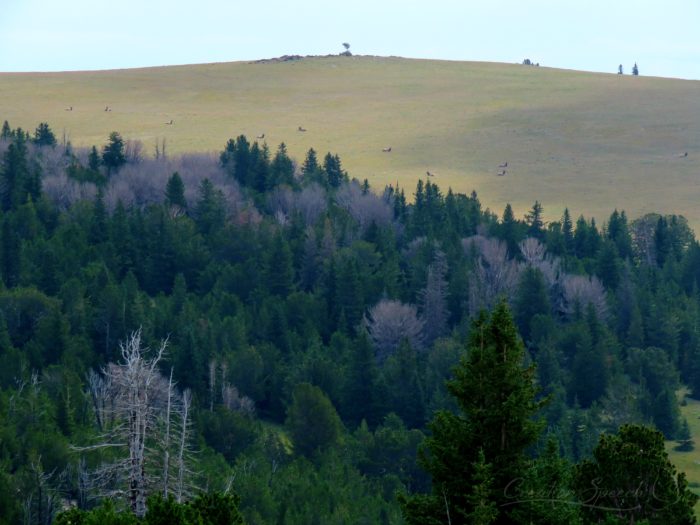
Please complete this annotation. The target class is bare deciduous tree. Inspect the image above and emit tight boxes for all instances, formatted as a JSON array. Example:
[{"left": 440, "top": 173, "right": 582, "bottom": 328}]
[
  {"left": 366, "top": 299, "right": 424, "bottom": 361},
  {"left": 124, "top": 140, "right": 144, "bottom": 164},
  {"left": 463, "top": 235, "right": 520, "bottom": 316},
  {"left": 560, "top": 274, "right": 608, "bottom": 320},
  {"left": 336, "top": 180, "right": 394, "bottom": 235}
]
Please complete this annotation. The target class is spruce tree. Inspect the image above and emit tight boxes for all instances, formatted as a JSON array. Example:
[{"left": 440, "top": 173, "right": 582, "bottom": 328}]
[
  {"left": 88, "top": 145, "right": 102, "bottom": 172},
  {"left": 500, "top": 204, "right": 520, "bottom": 257},
  {"left": 0, "top": 120, "right": 10, "bottom": 140},
  {"left": 101, "top": 131, "right": 126, "bottom": 173},
  {"left": 562, "top": 208, "right": 574, "bottom": 255},
  {"left": 514, "top": 266, "right": 550, "bottom": 344},
  {"left": 0, "top": 138, "right": 29, "bottom": 211},
  {"left": 301, "top": 148, "right": 319, "bottom": 180},
  {"left": 401, "top": 301, "right": 545, "bottom": 524},
  {"left": 165, "top": 172, "right": 187, "bottom": 210},
  {"left": 33, "top": 122, "right": 56, "bottom": 147},
  {"left": 573, "top": 425, "right": 697, "bottom": 524},
  {"left": 525, "top": 201, "right": 544, "bottom": 239}
]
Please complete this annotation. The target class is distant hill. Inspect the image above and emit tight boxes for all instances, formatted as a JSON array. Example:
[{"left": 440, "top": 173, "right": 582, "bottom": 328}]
[{"left": 1, "top": 56, "right": 699, "bottom": 228}]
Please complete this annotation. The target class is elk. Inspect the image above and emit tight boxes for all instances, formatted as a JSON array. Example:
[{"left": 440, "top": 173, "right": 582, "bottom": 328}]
[
  {"left": 65, "top": 106, "right": 73, "bottom": 111},
  {"left": 426, "top": 171, "right": 435, "bottom": 177},
  {"left": 382, "top": 147, "right": 392, "bottom": 152},
  {"left": 165, "top": 120, "right": 173, "bottom": 125},
  {"left": 298, "top": 126, "right": 307, "bottom": 132},
  {"left": 256, "top": 133, "right": 265, "bottom": 139},
  {"left": 498, "top": 161, "right": 508, "bottom": 168},
  {"left": 497, "top": 170, "right": 506, "bottom": 176},
  {"left": 104, "top": 106, "right": 111, "bottom": 112}
]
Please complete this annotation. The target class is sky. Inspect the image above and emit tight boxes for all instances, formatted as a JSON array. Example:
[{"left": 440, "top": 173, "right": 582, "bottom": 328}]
[{"left": 1, "top": 0, "right": 699, "bottom": 80}]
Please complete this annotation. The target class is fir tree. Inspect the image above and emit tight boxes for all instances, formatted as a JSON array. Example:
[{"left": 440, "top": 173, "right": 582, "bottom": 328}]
[
  {"left": 562, "top": 208, "right": 574, "bottom": 255},
  {"left": 525, "top": 201, "right": 544, "bottom": 239},
  {"left": 0, "top": 120, "right": 11, "bottom": 140},
  {"left": 514, "top": 266, "right": 550, "bottom": 344},
  {"left": 573, "top": 425, "right": 697, "bottom": 524},
  {"left": 165, "top": 172, "right": 187, "bottom": 210},
  {"left": 500, "top": 203, "right": 520, "bottom": 257},
  {"left": 88, "top": 145, "right": 102, "bottom": 172},
  {"left": 102, "top": 131, "right": 126, "bottom": 173},
  {"left": 33, "top": 122, "right": 56, "bottom": 147},
  {"left": 401, "top": 302, "right": 545, "bottom": 524}
]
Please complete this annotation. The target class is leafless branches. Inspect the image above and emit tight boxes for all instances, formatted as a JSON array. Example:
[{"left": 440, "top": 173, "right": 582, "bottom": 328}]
[
  {"left": 463, "top": 235, "right": 520, "bottom": 316},
  {"left": 365, "top": 299, "right": 425, "bottom": 361},
  {"left": 519, "top": 237, "right": 562, "bottom": 288},
  {"left": 560, "top": 274, "right": 608, "bottom": 320},
  {"left": 267, "top": 183, "right": 328, "bottom": 226},
  {"left": 78, "top": 330, "right": 195, "bottom": 516},
  {"left": 336, "top": 180, "right": 394, "bottom": 235}
]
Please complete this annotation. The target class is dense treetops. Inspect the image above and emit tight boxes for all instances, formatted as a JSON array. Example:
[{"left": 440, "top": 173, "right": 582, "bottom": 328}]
[{"left": 1, "top": 120, "right": 699, "bottom": 524}]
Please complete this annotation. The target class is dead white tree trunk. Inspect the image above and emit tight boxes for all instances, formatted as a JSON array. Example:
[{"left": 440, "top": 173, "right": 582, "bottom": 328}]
[
  {"left": 77, "top": 329, "right": 184, "bottom": 518},
  {"left": 176, "top": 389, "right": 192, "bottom": 503},
  {"left": 162, "top": 368, "right": 174, "bottom": 498}
]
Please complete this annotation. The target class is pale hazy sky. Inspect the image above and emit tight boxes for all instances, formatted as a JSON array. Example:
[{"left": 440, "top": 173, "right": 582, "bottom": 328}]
[{"left": 1, "top": 0, "right": 699, "bottom": 79}]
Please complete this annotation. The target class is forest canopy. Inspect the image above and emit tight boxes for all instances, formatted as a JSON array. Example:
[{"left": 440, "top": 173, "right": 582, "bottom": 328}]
[{"left": 1, "top": 120, "right": 699, "bottom": 524}]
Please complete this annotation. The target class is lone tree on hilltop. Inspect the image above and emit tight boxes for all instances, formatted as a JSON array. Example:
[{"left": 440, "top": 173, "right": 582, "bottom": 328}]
[
  {"left": 618, "top": 64, "right": 623, "bottom": 74},
  {"left": 341, "top": 42, "right": 352, "bottom": 56}
]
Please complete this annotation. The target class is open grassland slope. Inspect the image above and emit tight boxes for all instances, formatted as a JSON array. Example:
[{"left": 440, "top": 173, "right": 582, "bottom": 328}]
[
  {"left": 667, "top": 396, "right": 700, "bottom": 516},
  {"left": 1, "top": 56, "right": 699, "bottom": 227}
]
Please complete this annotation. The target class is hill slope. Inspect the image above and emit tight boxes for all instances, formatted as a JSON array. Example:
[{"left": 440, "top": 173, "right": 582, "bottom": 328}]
[{"left": 1, "top": 56, "right": 699, "bottom": 227}]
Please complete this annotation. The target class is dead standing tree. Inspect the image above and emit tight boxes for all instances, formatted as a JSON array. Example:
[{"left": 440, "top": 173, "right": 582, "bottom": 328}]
[{"left": 80, "top": 330, "right": 194, "bottom": 517}]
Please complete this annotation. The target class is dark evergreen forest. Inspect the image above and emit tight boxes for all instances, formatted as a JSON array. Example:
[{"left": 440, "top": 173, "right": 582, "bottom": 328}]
[{"left": 1, "top": 121, "right": 699, "bottom": 524}]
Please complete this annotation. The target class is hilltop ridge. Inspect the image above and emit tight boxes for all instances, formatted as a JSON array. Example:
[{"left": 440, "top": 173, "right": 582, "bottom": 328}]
[{"left": 1, "top": 55, "right": 699, "bottom": 227}]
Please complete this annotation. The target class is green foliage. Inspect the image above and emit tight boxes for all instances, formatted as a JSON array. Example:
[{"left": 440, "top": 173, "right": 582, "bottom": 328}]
[
  {"left": 102, "top": 131, "right": 126, "bottom": 172},
  {"left": 166, "top": 172, "right": 188, "bottom": 210},
  {"left": 573, "top": 424, "right": 697, "bottom": 524},
  {"left": 1, "top": 124, "right": 698, "bottom": 524},
  {"left": 286, "top": 382, "right": 343, "bottom": 458},
  {"left": 33, "top": 122, "right": 57, "bottom": 147},
  {"left": 401, "top": 302, "right": 546, "bottom": 523},
  {"left": 55, "top": 492, "right": 245, "bottom": 525},
  {"left": 514, "top": 266, "right": 550, "bottom": 344}
]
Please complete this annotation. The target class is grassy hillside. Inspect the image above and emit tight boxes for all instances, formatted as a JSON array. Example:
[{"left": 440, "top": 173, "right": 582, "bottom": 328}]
[{"left": 1, "top": 56, "right": 699, "bottom": 228}]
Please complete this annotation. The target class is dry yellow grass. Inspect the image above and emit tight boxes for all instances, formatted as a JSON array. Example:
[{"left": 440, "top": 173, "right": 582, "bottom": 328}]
[{"left": 2, "top": 56, "right": 699, "bottom": 228}]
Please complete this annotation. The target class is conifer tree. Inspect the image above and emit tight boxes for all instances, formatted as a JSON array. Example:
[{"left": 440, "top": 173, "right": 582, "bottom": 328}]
[
  {"left": 573, "top": 425, "right": 697, "bottom": 524},
  {"left": 0, "top": 138, "right": 30, "bottom": 211},
  {"left": 562, "top": 208, "right": 574, "bottom": 255},
  {"left": 88, "top": 145, "right": 102, "bottom": 172},
  {"left": 401, "top": 302, "right": 545, "bottom": 524},
  {"left": 0, "top": 120, "right": 11, "bottom": 140},
  {"left": 165, "top": 172, "right": 187, "bottom": 210},
  {"left": 270, "top": 142, "right": 294, "bottom": 188},
  {"left": 102, "top": 131, "right": 127, "bottom": 174},
  {"left": 500, "top": 204, "right": 520, "bottom": 257},
  {"left": 301, "top": 148, "right": 319, "bottom": 180},
  {"left": 514, "top": 266, "right": 550, "bottom": 344},
  {"left": 525, "top": 201, "right": 544, "bottom": 239}
]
